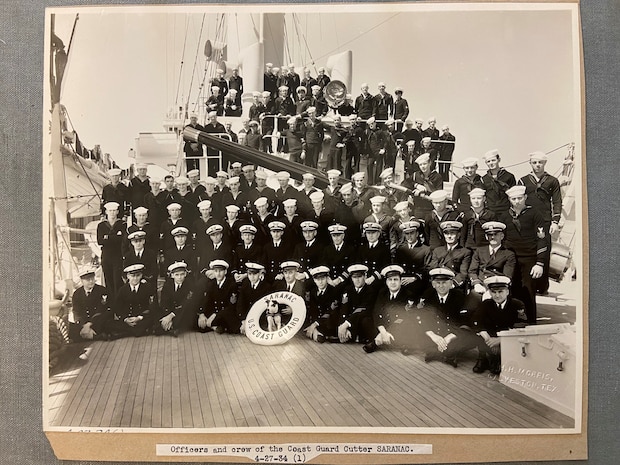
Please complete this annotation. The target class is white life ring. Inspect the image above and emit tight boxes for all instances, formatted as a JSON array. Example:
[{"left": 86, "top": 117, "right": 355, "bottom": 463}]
[{"left": 245, "top": 291, "right": 306, "bottom": 346}]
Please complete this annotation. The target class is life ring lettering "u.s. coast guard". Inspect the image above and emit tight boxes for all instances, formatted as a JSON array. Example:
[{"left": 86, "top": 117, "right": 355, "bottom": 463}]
[{"left": 245, "top": 291, "right": 306, "bottom": 345}]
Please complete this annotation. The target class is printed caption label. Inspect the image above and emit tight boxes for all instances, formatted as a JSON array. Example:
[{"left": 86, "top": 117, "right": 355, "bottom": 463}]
[{"left": 157, "top": 443, "right": 432, "bottom": 462}]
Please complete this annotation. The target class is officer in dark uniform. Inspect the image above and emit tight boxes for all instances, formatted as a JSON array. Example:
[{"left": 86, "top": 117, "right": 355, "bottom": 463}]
[
  {"left": 272, "top": 261, "right": 306, "bottom": 297},
  {"left": 304, "top": 266, "right": 340, "bottom": 343},
  {"left": 163, "top": 227, "right": 197, "bottom": 279},
  {"left": 107, "top": 264, "right": 158, "bottom": 338},
  {"left": 156, "top": 261, "right": 196, "bottom": 336},
  {"left": 123, "top": 230, "right": 158, "bottom": 284},
  {"left": 359, "top": 222, "right": 391, "bottom": 284},
  {"left": 293, "top": 220, "right": 324, "bottom": 278},
  {"left": 321, "top": 224, "right": 355, "bottom": 289},
  {"left": 69, "top": 269, "right": 112, "bottom": 342},
  {"left": 471, "top": 276, "right": 528, "bottom": 374},
  {"left": 237, "top": 262, "right": 272, "bottom": 334},
  {"left": 337, "top": 264, "right": 380, "bottom": 345},
  {"left": 362, "top": 265, "right": 412, "bottom": 353},
  {"left": 427, "top": 221, "right": 472, "bottom": 291},
  {"left": 394, "top": 220, "right": 431, "bottom": 302},
  {"left": 468, "top": 221, "right": 517, "bottom": 297},
  {"left": 97, "top": 201, "right": 126, "bottom": 297},
  {"left": 197, "top": 224, "right": 235, "bottom": 274},
  {"left": 262, "top": 221, "right": 292, "bottom": 283},
  {"left": 196, "top": 259, "right": 239, "bottom": 334},
  {"left": 232, "top": 224, "right": 265, "bottom": 283}
]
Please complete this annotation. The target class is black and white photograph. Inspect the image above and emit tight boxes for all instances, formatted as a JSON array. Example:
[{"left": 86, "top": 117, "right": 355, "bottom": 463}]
[{"left": 43, "top": 2, "right": 586, "bottom": 462}]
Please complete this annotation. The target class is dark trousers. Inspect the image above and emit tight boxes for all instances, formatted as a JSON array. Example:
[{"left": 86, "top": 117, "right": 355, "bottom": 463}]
[
  {"left": 101, "top": 253, "right": 123, "bottom": 297},
  {"left": 305, "top": 143, "right": 321, "bottom": 169},
  {"left": 513, "top": 256, "right": 539, "bottom": 324}
]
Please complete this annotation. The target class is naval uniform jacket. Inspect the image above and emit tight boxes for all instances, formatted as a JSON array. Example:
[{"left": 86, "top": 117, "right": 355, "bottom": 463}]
[
  {"left": 427, "top": 245, "right": 472, "bottom": 288},
  {"left": 306, "top": 285, "right": 340, "bottom": 332},
  {"left": 498, "top": 206, "right": 548, "bottom": 264},
  {"left": 354, "top": 93, "right": 374, "bottom": 119},
  {"left": 468, "top": 245, "right": 517, "bottom": 286},
  {"left": 158, "top": 278, "right": 196, "bottom": 326},
  {"left": 293, "top": 239, "right": 324, "bottom": 277},
  {"left": 359, "top": 241, "right": 391, "bottom": 280},
  {"left": 481, "top": 169, "right": 516, "bottom": 215},
  {"left": 159, "top": 217, "right": 190, "bottom": 252},
  {"left": 320, "top": 243, "right": 355, "bottom": 282},
  {"left": 273, "top": 279, "right": 306, "bottom": 298},
  {"left": 372, "top": 287, "right": 411, "bottom": 330},
  {"left": 163, "top": 245, "right": 198, "bottom": 277},
  {"left": 97, "top": 219, "right": 126, "bottom": 261},
  {"left": 451, "top": 175, "right": 484, "bottom": 210},
  {"left": 233, "top": 242, "right": 266, "bottom": 275},
  {"left": 418, "top": 288, "right": 473, "bottom": 329},
  {"left": 519, "top": 172, "right": 562, "bottom": 223},
  {"left": 461, "top": 208, "right": 497, "bottom": 249},
  {"left": 237, "top": 279, "right": 272, "bottom": 322},
  {"left": 424, "top": 208, "right": 464, "bottom": 250},
  {"left": 71, "top": 284, "right": 111, "bottom": 330},
  {"left": 113, "top": 282, "right": 158, "bottom": 322},
  {"left": 197, "top": 241, "right": 235, "bottom": 274},
  {"left": 472, "top": 297, "right": 528, "bottom": 337},
  {"left": 262, "top": 240, "right": 293, "bottom": 282},
  {"left": 129, "top": 176, "right": 151, "bottom": 209},
  {"left": 123, "top": 248, "right": 159, "bottom": 283}
]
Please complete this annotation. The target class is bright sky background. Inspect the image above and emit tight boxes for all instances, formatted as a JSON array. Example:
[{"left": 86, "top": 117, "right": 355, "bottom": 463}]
[{"left": 51, "top": 4, "right": 580, "bottom": 179}]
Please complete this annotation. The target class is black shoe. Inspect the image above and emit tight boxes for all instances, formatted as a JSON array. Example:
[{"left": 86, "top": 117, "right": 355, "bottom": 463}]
[
  {"left": 215, "top": 326, "right": 226, "bottom": 334},
  {"left": 473, "top": 358, "right": 490, "bottom": 373},
  {"left": 171, "top": 329, "right": 179, "bottom": 338},
  {"left": 316, "top": 334, "right": 326, "bottom": 343},
  {"left": 424, "top": 352, "right": 441, "bottom": 363},
  {"left": 443, "top": 357, "right": 458, "bottom": 368},
  {"left": 363, "top": 341, "right": 378, "bottom": 353},
  {"left": 401, "top": 348, "right": 411, "bottom": 356},
  {"left": 489, "top": 362, "right": 501, "bottom": 375}
]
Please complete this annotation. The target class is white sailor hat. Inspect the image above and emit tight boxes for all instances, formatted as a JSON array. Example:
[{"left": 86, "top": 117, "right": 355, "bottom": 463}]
[
  {"left": 428, "top": 190, "right": 449, "bottom": 202},
  {"left": 377, "top": 81, "right": 386, "bottom": 87},
  {"left": 394, "top": 86, "right": 403, "bottom": 93},
  {"left": 441, "top": 125, "right": 449, "bottom": 131},
  {"left": 440, "top": 221, "right": 463, "bottom": 232},
  {"left": 278, "top": 85, "right": 289, "bottom": 91},
  {"left": 167, "top": 261, "right": 188, "bottom": 273},
  {"left": 394, "top": 201, "right": 410, "bottom": 212},
  {"left": 171, "top": 226, "right": 189, "bottom": 236},
  {"left": 505, "top": 185, "right": 527, "bottom": 197},
  {"left": 366, "top": 116, "right": 376, "bottom": 124},
  {"left": 255, "top": 170, "right": 268, "bottom": 180},
  {"left": 197, "top": 200, "right": 212, "bottom": 209},
  {"left": 302, "top": 172, "right": 315, "bottom": 180},
  {"left": 207, "top": 111, "right": 218, "bottom": 117},
  {"left": 363, "top": 222, "right": 382, "bottom": 232},
  {"left": 228, "top": 176, "right": 240, "bottom": 184},
  {"left": 249, "top": 120, "right": 259, "bottom": 127},
  {"left": 351, "top": 172, "right": 366, "bottom": 181},
  {"left": 461, "top": 157, "right": 479, "bottom": 168},
  {"left": 166, "top": 202, "right": 182, "bottom": 211},
  {"left": 385, "top": 118, "right": 395, "bottom": 126},
  {"left": 231, "top": 161, "right": 242, "bottom": 168},
  {"left": 133, "top": 206, "right": 148, "bottom": 215},
  {"left": 216, "top": 170, "right": 229, "bottom": 178},
  {"left": 405, "top": 119, "right": 413, "bottom": 125},
  {"left": 246, "top": 262, "right": 265, "bottom": 272},
  {"left": 252, "top": 91, "right": 262, "bottom": 97},
  {"left": 189, "top": 113, "right": 198, "bottom": 119},
  {"left": 468, "top": 188, "right": 486, "bottom": 197},
  {"left": 400, "top": 220, "right": 421, "bottom": 232},
  {"left": 206, "top": 224, "right": 224, "bottom": 235},
  {"left": 309, "top": 266, "right": 330, "bottom": 278},
  {"left": 104, "top": 201, "right": 120, "bottom": 211},
  {"left": 282, "top": 198, "right": 297, "bottom": 207},
  {"left": 225, "top": 204, "right": 240, "bottom": 213},
  {"left": 347, "top": 264, "right": 369, "bottom": 275},
  {"left": 211, "top": 85, "right": 220, "bottom": 91},
  {"left": 306, "top": 106, "right": 317, "bottom": 114},
  {"left": 379, "top": 167, "right": 394, "bottom": 179},
  {"left": 414, "top": 153, "right": 430, "bottom": 165},
  {"left": 128, "top": 230, "right": 147, "bottom": 241},
  {"left": 421, "top": 136, "right": 432, "bottom": 144},
  {"left": 286, "top": 116, "right": 298, "bottom": 126},
  {"left": 309, "top": 191, "right": 324, "bottom": 203},
  {"left": 204, "top": 176, "right": 217, "bottom": 185},
  {"left": 268, "top": 221, "right": 286, "bottom": 231},
  {"left": 414, "top": 118, "right": 423, "bottom": 123},
  {"left": 261, "top": 91, "right": 271, "bottom": 97},
  {"left": 429, "top": 267, "right": 456, "bottom": 280},
  {"left": 328, "top": 224, "right": 347, "bottom": 234},
  {"left": 272, "top": 67, "right": 280, "bottom": 72},
  {"left": 428, "top": 116, "right": 436, "bottom": 122},
  {"left": 265, "top": 62, "right": 273, "bottom": 67},
  {"left": 123, "top": 263, "right": 145, "bottom": 274},
  {"left": 370, "top": 195, "right": 386, "bottom": 205},
  {"left": 175, "top": 176, "right": 189, "bottom": 184},
  {"left": 254, "top": 197, "right": 268, "bottom": 207},
  {"left": 216, "top": 68, "right": 224, "bottom": 74},
  {"left": 483, "top": 149, "right": 500, "bottom": 160},
  {"left": 288, "top": 62, "right": 295, "bottom": 68},
  {"left": 78, "top": 268, "right": 97, "bottom": 279},
  {"left": 296, "top": 86, "right": 306, "bottom": 93},
  {"left": 484, "top": 275, "right": 512, "bottom": 288},
  {"left": 482, "top": 221, "right": 507, "bottom": 233},
  {"left": 108, "top": 168, "right": 122, "bottom": 177},
  {"left": 333, "top": 115, "right": 342, "bottom": 122},
  {"left": 209, "top": 259, "right": 229, "bottom": 269},
  {"left": 529, "top": 151, "right": 548, "bottom": 162},
  {"left": 406, "top": 140, "right": 416, "bottom": 147},
  {"left": 280, "top": 261, "right": 300, "bottom": 270},
  {"left": 276, "top": 171, "right": 291, "bottom": 180},
  {"left": 135, "top": 163, "right": 148, "bottom": 169},
  {"left": 326, "top": 169, "right": 341, "bottom": 177},
  {"left": 229, "top": 88, "right": 238, "bottom": 95},
  {"left": 187, "top": 169, "right": 200, "bottom": 177},
  {"left": 381, "top": 264, "right": 405, "bottom": 278},
  {"left": 239, "top": 224, "right": 257, "bottom": 234},
  {"left": 340, "top": 182, "right": 353, "bottom": 195},
  {"left": 300, "top": 220, "right": 319, "bottom": 231}
]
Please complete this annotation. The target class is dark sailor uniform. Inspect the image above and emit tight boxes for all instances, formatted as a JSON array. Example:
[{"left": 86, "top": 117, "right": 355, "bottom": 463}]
[
  {"left": 195, "top": 276, "right": 239, "bottom": 333},
  {"left": 157, "top": 278, "right": 197, "bottom": 334},
  {"left": 97, "top": 219, "right": 126, "bottom": 296},
  {"left": 69, "top": 284, "right": 112, "bottom": 341},
  {"left": 306, "top": 285, "right": 341, "bottom": 339},
  {"left": 107, "top": 282, "right": 158, "bottom": 338},
  {"left": 339, "top": 282, "right": 380, "bottom": 344}
]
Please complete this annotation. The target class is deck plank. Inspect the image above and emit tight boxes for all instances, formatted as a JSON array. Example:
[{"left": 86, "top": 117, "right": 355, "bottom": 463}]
[{"left": 47, "top": 329, "right": 575, "bottom": 429}]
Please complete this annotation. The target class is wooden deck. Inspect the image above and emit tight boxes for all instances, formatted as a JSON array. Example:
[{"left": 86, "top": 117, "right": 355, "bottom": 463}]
[{"left": 47, "top": 330, "right": 574, "bottom": 429}]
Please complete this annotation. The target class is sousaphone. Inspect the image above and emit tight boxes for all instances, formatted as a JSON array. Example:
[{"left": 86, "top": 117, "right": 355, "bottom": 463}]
[{"left": 324, "top": 80, "right": 347, "bottom": 108}]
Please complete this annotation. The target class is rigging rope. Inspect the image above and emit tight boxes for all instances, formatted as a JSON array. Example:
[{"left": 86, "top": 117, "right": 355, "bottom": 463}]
[
  {"left": 175, "top": 14, "right": 190, "bottom": 108},
  {"left": 292, "top": 13, "right": 317, "bottom": 73},
  {"left": 185, "top": 13, "right": 207, "bottom": 119}
]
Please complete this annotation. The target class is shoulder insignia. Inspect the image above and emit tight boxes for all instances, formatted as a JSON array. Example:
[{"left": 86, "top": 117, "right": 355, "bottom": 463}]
[
  {"left": 517, "top": 308, "right": 527, "bottom": 320},
  {"left": 537, "top": 227, "right": 545, "bottom": 239},
  {"left": 186, "top": 291, "right": 193, "bottom": 300},
  {"left": 230, "top": 293, "right": 238, "bottom": 304},
  {"left": 101, "top": 295, "right": 108, "bottom": 304},
  {"left": 149, "top": 295, "right": 155, "bottom": 304}
]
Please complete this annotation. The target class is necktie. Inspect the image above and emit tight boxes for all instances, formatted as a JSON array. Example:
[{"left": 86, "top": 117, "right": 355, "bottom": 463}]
[{"left": 85, "top": 291, "right": 90, "bottom": 297}]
